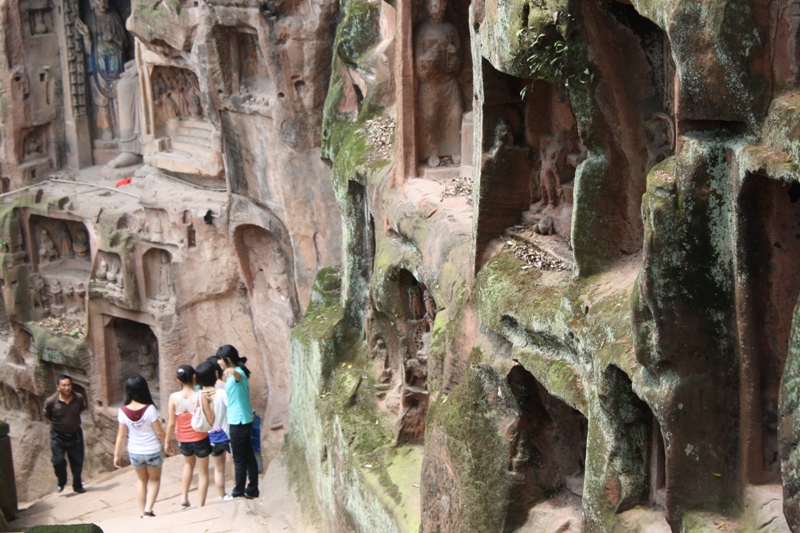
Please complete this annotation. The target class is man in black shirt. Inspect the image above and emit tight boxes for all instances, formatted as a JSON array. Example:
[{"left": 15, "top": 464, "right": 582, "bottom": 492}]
[{"left": 43, "top": 374, "right": 87, "bottom": 494}]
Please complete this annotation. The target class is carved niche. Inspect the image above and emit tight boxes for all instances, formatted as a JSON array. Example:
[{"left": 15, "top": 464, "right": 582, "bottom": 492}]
[
  {"left": 146, "top": 66, "right": 223, "bottom": 177},
  {"left": 143, "top": 248, "right": 172, "bottom": 301}
]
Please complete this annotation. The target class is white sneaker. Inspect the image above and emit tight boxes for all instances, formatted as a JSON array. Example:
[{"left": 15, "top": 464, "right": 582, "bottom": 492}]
[{"left": 223, "top": 494, "right": 235, "bottom": 501}]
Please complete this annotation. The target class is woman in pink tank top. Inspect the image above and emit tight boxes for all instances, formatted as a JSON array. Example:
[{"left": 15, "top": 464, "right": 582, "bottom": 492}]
[{"left": 164, "top": 364, "right": 215, "bottom": 509}]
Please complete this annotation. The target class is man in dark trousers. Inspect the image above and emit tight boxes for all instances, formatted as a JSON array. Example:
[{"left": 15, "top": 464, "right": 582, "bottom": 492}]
[{"left": 43, "top": 374, "right": 87, "bottom": 493}]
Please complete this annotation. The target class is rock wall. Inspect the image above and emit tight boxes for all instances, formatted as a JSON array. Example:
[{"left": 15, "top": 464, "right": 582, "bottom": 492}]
[
  {"left": 0, "top": 0, "right": 341, "bottom": 502},
  {"left": 281, "top": 0, "right": 800, "bottom": 531},
  {"left": 4, "top": 0, "right": 800, "bottom": 531}
]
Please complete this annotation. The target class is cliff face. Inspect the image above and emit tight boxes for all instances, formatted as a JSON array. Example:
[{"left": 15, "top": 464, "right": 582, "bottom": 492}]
[
  {"left": 285, "top": 0, "right": 800, "bottom": 531},
  {"left": 2, "top": 0, "right": 800, "bottom": 530}
]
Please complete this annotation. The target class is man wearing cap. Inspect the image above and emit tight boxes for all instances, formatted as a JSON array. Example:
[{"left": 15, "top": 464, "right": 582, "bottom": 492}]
[{"left": 43, "top": 374, "right": 87, "bottom": 494}]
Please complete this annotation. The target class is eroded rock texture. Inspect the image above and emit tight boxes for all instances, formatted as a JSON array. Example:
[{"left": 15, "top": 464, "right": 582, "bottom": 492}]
[
  {"left": 282, "top": 0, "right": 800, "bottom": 531},
  {"left": 4, "top": 0, "right": 800, "bottom": 530}
]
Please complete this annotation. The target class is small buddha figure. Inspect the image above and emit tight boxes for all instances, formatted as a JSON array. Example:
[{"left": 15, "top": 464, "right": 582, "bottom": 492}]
[
  {"left": 38, "top": 228, "right": 58, "bottom": 263},
  {"left": 188, "top": 91, "right": 202, "bottom": 117},
  {"left": 50, "top": 279, "right": 63, "bottom": 306},
  {"left": 76, "top": 282, "right": 86, "bottom": 312},
  {"left": 73, "top": 229, "right": 89, "bottom": 258},
  {"left": 95, "top": 257, "right": 108, "bottom": 280},
  {"left": 106, "top": 258, "right": 119, "bottom": 285},
  {"left": 29, "top": 274, "right": 44, "bottom": 308},
  {"left": 57, "top": 223, "right": 73, "bottom": 257}
]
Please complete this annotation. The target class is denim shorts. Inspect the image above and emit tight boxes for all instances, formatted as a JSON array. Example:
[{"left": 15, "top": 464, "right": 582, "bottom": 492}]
[
  {"left": 211, "top": 440, "right": 231, "bottom": 457},
  {"left": 130, "top": 452, "right": 164, "bottom": 469},
  {"left": 178, "top": 437, "right": 212, "bottom": 458}
]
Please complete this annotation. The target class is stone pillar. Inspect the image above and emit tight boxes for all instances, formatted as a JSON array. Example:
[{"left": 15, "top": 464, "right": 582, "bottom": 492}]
[
  {"left": 0, "top": 421, "right": 17, "bottom": 523},
  {"left": 53, "top": 0, "right": 93, "bottom": 169},
  {"left": 394, "top": 0, "right": 416, "bottom": 182}
]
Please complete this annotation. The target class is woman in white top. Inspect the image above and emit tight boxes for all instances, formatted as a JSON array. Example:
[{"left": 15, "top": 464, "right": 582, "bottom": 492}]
[
  {"left": 197, "top": 360, "right": 230, "bottom": 499},
  {"left": 113, "top": 375, "right": 166, "bottom": 518}
]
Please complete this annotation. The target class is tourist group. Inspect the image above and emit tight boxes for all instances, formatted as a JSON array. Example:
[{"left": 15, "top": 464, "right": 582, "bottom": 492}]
[{"left": 44, "top": 344, "right": 260, "bottom": 518}]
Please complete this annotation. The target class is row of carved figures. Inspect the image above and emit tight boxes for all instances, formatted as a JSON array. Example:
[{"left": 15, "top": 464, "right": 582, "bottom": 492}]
[
  {"left": 38, "top": 227, "right": 90, "bottom": 263},
  {"left": 30, "top": 274, "right": 86, "bottom": 315},
  {"left": 152, "top": 69, "right": 204, "bottom": 119}
]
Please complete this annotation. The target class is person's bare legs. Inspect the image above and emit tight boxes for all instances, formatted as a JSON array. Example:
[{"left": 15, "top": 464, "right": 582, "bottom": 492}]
[
  {"left": 134, "top": 466, "right": 149, "bottom": 516},
  {"left": 145, "top": 465, "right": 162, "bottom": 513},
  {"left": 212, "top": 453, "right": 226, "bottom": 498},
  {"left": 197, "top": 456, "right": 210, "bottom": 507},
  {"left": 181, "top": 455, "right": 196, "bottom": 506}
]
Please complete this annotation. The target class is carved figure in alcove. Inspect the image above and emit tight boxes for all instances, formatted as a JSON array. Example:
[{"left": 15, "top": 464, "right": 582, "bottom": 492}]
[
  {"left": 407, "top": 284, "right": 425, "bottom": 320},
  {"left": 533, "top": 136, "right": 563, "bottom": 212},
  {"left": 56, "top": 223, "right": 73, "bottom": 257},
  {"left": 95, "top": 257, "right": 108, "bottom": 280},
  {"left": 157, "top": 252, "right": 171, "bottom": 299},
  {"left": 107, "top": 61, "right": 143, "bottom": 169},
  {"left": 643, "top": 112, "right": 675, "bottom": 173},
  {"left": 75, "top": 283, "right": 86, "bottom": 312},
  {"left": 64, "top": 282, "right": 75, "bottom": 310},
  {"left": 29, "top": 274, "right": 44, "bottom": 308},
  {"left": 74, "top": 229, "right": 89, "bottom": 257},
  {"left": 31, "top": 10, "right": 48, "bottom": 34},
  {"left": 373, "top": 338, "right": 393, "bottom": 383},
  {"left": 106, "top": 258, "right": 119, "bottom": 285},
  {"left": 372, "top": 338, "right": 388, "bottom": 361},
  {"left": 188, "top": 91, "right": 202, "bottom": 117},
  {"left": 164, "top": 91, "right": 180, "bottom": 119},
  {"left": 423, "top": 289, "right": 436, "bottom": 320},
  {"left": 38, "top": 228, "right": 58, "bottom": 263},
  {"left": 23, "top": 132, "right": 44, "bottom": 160},
  {"left": 148, "top": 214, "right": 164, "bottom": 243},
  {"left": 49, "top": 279, "right": 63, "bottom": 306},
  {"left": 138, "top": 343, "right": 156, "bottom": 381},
  {"left": 414, "top": 0, "right": 463, "bottom": 168},
  {"left": 75, "top": 0, "right": 128, "bottom": 142}
]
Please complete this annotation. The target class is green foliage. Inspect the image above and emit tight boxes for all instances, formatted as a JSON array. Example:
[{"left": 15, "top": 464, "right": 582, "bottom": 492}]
[{"left": 515, "top": 18, "right": 592, "bottom": 98}]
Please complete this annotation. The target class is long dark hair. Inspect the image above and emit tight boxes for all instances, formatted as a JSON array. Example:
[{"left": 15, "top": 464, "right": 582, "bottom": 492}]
[
  {"left": 216, "top": 344, "right": 251, "bottom": 378},
  {"left": 124, "top": 375, "right": 154, "bottom": 405}
]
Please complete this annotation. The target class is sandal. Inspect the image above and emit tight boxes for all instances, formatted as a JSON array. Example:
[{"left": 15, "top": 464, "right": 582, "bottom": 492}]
[
  {"left": 141, "top": 511, "right": 156, "bottom": 518},
  {"left": 180, "top": 502, "right": 191, "bottom": 510}
]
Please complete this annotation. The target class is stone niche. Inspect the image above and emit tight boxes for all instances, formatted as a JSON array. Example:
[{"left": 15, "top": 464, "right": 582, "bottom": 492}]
[
  {"left": 504, "top": 364, "right": 588, "bottom": 528},
  {"left": 29, "top": 215, "right": 90, "bottom": 318},
  {"left": 212, "top": 23, "right": 273, "bottom": 195},
  {"left": 91, "top": 250, "right": 127, "bottom": 304},
  {"left": 739, "top": 175, "right": 800, "bottom": 484},
  {"left": 142, "top": 248, "right": 173, "bottom": 302},
  {"left": 212, "top": 25, "right": 272, "bottom": 112},
  {"left": 574, "top": 0, "right": 675, "bottom": 269},
  {"left": 143, "top": 66, "right": 223, "bottom": 179},
  {"left": 475, "top": 60, "right": 584, "bottom": 270},
  {"left": 391, "top": 269, "right": 435, "bottom": 445},
  {"left": 409, "top": 0, "right": 473, "bottom": 180},
  {"left": 107, "top": 317, "right": 160, "bottom": 408},
  {"left": 18, "top": 124, "right": 55, "bottom": 181}
]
